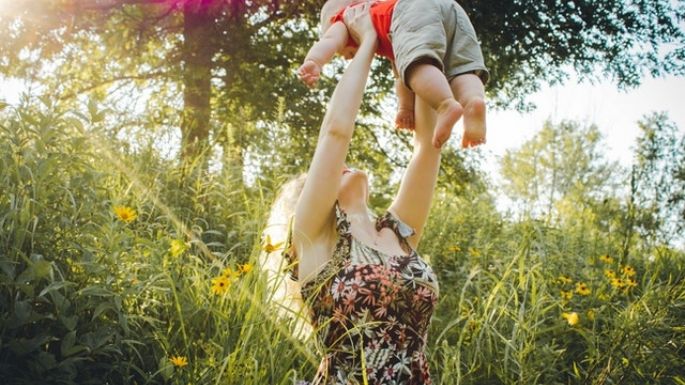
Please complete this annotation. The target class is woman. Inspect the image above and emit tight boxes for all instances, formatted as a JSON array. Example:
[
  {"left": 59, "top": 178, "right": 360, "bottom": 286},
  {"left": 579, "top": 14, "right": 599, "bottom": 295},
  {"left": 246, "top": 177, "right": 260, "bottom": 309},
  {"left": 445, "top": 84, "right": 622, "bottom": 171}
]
[{"left": 265, "top": 4, "right": 442, "bottom": 384}]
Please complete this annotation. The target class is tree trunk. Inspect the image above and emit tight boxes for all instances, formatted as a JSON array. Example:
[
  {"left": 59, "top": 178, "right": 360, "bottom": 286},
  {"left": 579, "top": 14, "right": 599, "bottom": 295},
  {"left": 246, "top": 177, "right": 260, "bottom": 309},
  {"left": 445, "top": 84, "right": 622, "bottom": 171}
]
[{"left": 181, "top": 0, "right": 215, "bottom": 163}]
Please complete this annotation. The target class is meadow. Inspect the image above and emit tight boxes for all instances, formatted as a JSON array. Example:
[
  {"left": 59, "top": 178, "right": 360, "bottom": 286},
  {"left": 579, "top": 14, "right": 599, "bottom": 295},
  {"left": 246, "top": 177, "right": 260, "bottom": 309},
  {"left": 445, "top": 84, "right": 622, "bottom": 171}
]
[{"left": 1, "top": 98, "right": 683, "bottom": 384}]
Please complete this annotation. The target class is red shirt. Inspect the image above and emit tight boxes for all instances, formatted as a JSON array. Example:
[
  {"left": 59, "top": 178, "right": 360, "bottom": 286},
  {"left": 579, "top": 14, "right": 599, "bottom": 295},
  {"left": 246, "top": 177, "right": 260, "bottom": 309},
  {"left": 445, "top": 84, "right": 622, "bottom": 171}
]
[{"left": 332, "top": 0, "right": 398, "bottom": 60}]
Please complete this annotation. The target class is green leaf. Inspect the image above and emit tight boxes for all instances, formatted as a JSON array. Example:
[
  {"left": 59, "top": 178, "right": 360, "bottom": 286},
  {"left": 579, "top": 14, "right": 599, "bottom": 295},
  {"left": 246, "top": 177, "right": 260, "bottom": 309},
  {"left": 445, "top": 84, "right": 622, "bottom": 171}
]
[
  {"left": 39, "top": 280, "right": 75, "bottom": 297},
  {"left": 159, "top": 355, "right": 173, "bottom": 380},
  {"left": 78, "top": 286, "right": 113, "bottom": 297},
  {"left": 61, "top": 315, "right": 78, "bottom": 331},
  {"left": 35, "top": 351, "right": 57, "bottom": 371},
  {"left": 92, "top": 302, "right": 115, "bottom": 321},
  {"left": 61, "top": 330, "right": 76, "bottom": 357}
]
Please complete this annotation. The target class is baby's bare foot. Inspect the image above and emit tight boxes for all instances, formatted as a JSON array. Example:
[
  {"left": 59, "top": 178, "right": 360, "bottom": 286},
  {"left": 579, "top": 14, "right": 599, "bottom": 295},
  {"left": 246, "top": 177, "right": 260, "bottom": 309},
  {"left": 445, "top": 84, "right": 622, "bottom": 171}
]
[
  {"left": 395, "top": 108, "right": 415, "bottom": 130},
  {"left": 461, "top": 98, "right": 486, "bottom": 148},
  {"left": 432, "top": 99, "right": 463, "bottom": 148}
]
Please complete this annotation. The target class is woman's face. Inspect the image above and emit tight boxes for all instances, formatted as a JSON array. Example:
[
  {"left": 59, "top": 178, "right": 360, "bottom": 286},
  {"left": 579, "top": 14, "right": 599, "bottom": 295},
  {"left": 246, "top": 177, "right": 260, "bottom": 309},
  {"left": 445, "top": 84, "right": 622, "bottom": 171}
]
[{"left": 338, "top": 164, "right": 368, "bottom": 206}]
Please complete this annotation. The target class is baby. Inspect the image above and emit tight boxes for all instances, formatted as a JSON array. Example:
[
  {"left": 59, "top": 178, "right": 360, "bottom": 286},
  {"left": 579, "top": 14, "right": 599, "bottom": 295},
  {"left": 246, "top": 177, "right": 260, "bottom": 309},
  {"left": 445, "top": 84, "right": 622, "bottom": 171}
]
[{"left": 298, "top": 0, "right": 489, "bottom": 148}]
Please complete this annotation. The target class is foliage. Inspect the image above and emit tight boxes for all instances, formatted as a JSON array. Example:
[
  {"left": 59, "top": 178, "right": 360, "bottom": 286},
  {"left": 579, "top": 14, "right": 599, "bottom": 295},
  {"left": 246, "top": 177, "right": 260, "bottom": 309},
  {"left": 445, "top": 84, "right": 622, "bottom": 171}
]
[
  {"left": 629, "top": 112, "right": 685, "bottom": 245},
  {"left": 1, "top": 99, "right": 684, "bottom": 384},
  {"left": 500, "top": 120, "right": 619, "bottom": 221}
]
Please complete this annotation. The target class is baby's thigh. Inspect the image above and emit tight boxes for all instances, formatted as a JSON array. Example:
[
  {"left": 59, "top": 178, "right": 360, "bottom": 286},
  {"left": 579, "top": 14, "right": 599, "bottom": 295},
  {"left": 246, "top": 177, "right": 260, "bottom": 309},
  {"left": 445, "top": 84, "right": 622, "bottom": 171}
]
[
  {"left": 391, "top": 0, "right": 448, "bottom": 86},
  {"left": 443, "top": 2, "right": 489, "bottom": 84}
]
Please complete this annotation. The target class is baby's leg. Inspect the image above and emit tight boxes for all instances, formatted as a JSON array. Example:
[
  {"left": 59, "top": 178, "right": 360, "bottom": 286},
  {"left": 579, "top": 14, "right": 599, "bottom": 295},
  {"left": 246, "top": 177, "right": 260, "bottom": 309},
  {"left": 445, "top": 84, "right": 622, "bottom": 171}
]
[
  {"left": 450, "top": 73, "right": 486, "bottom": 148},
  {"left": 406, "top": 61, "right": 462, "bottom": 148}
]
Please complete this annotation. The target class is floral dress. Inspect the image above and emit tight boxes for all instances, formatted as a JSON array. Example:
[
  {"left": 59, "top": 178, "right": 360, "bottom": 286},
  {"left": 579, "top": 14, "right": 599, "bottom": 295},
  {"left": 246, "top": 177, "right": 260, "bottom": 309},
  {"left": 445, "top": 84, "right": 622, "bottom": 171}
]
[{"left": 286, "top": 203, "right": 440, "bottom": 385}]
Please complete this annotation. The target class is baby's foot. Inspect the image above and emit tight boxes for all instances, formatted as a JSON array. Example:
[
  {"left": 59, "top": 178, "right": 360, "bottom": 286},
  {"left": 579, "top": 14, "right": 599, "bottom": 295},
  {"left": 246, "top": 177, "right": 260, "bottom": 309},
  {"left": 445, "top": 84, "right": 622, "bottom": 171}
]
[
  {"left": 395, "top": 107, "right": 415, "bottom": 130},
  {"left": 432, "top": 99, "right": 463, "bottom": 148},
  {"left": 461, "top": 98, "right": 486, "bottom": 148}
]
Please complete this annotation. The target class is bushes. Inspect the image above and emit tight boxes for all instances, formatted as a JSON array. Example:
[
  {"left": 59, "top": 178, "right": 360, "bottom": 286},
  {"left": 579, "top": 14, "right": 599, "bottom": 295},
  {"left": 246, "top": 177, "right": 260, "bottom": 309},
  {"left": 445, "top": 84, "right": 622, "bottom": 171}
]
[
  {"left": 1, "top": 101, "right": 684, "bottom": 384},
  {"left": 0, "top": 101, "right": 309, "bottom": 384}
]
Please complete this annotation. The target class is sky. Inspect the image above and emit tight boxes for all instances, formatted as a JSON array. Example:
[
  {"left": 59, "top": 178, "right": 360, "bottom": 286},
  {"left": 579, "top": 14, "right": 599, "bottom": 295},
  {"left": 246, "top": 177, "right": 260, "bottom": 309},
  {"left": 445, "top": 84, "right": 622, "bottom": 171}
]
[{"left": 483, "top": 74, "right": 685, "bottom": 169}]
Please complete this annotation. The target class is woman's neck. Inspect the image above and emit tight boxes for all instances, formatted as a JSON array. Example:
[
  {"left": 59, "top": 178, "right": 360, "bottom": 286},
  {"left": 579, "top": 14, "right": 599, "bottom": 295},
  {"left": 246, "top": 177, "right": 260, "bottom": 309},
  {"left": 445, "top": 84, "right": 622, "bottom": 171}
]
[{"left": 342, "top": 205, "right": 375, "bottom": 232}]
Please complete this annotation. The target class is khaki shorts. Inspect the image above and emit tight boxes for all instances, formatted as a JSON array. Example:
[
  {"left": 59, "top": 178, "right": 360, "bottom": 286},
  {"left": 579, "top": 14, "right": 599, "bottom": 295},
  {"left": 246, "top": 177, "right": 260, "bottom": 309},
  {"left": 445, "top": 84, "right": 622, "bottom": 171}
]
[{"left": 390, "top": 0, "right": 489, "bottom": 88}]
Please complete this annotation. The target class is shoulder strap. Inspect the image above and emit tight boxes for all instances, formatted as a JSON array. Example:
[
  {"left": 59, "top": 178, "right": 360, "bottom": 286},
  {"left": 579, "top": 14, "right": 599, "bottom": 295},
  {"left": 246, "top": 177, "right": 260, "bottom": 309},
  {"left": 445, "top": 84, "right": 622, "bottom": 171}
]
[{"left": 376, "top": 211, "right": 415, "bottom": 250}]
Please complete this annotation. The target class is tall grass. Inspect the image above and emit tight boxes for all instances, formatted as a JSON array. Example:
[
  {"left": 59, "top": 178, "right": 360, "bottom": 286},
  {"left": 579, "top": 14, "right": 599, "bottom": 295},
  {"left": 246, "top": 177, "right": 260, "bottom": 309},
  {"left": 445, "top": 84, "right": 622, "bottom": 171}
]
[{"left": 1, "top": 100, "right": 684, "bottom": 384}]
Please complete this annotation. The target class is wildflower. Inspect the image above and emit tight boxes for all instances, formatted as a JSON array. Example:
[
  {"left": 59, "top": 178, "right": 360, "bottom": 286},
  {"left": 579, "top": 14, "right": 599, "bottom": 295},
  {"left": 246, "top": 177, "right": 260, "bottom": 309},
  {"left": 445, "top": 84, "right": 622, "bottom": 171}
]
[
  {"left": 622, "top": 265, "right": 636, "bottom": 277},
  {"left": 262, "top": 234, "right": 284, "bottom": 253},
  {"left": 560, "top": 290, "right": 573, "bottom": 301},
  {"left": 169, "top": 239, "right": 187, "bottom": 257},
  {"left": 604, "top": 269, "right": 616, "bottom": 279},
  {"left": 113, "top": 205, "right": 137, "bottom": 223},
  {"left": 211, "top": 276, "right": 230, "bottom": 295},
  {"left": 586, "top": 309, "right": 596, "bottom": 321},
  {"left": 610, "top": 277, "right": 624, "bottom": 289},
  {"left": 222, "top": 266, "right": 240, "bottom": 279},
  {"left": 169, "top": 355, "right": 188, "bottom": 367},
  {"left": 558, "top": 275, "right": 573, "bottom": 285},
  {"left": 447, "top": 245, "right": 461, "bottom": 252},
  {"left": 468, "top": 248, "right": 481, "bottom": 257},
  {"left": 562, "top": 312, "right": 579, "bottom": 326},
  {"left": 599, "top": 254, "right": 614, "bottom": 264},
  {"left": 624, "top": 277, "right": 638, "bottom": 288},
  {"left": 238, "top": 263, "right": 253, "bottom": 274},
  {"left": 575, "top": 282, "right": 591, "bottom": 296}
]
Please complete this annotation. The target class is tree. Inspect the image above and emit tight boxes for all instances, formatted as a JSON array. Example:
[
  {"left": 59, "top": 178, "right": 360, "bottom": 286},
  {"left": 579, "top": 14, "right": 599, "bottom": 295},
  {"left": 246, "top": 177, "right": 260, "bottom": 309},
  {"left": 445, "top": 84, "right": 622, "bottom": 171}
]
[
  {"left": 629, "top": 112, "right": 685, "bottom": 246},
  {"left": 0, "top": 0, "right": 324, "bottom": 168},
  {"left": 467, "top": 0, "right": 685, "bottom": 109},
  {"left": 500, "top": 120, "right": 618, "bottom": 221},
  {"left": 1, "top": 0, "right": 683, "bottom": 175}
]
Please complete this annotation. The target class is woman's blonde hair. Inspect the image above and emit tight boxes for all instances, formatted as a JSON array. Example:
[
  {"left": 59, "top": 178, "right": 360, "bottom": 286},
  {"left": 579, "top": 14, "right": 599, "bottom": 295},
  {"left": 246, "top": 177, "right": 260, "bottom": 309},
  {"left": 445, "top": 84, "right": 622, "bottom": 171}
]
[{"left": 258, "top": 173, "right": 312, "bottom": 338}]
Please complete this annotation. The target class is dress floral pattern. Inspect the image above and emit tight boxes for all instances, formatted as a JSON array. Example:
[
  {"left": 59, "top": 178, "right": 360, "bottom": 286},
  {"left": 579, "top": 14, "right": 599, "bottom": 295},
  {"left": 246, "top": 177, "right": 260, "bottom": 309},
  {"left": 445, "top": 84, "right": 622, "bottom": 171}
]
[{"left": 285, "top": 203, "right": 440, "bottom": 385}]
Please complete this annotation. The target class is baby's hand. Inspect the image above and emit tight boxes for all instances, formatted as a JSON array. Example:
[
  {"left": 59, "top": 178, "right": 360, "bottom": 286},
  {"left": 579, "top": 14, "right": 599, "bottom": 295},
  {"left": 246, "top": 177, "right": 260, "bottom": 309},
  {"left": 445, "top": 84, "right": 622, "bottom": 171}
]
[
  {"left": 395, "top": 107, "right": 415, "bottom": 130},
  {"left": 297, "top": 60, "right": 321, "bottom": 87}
]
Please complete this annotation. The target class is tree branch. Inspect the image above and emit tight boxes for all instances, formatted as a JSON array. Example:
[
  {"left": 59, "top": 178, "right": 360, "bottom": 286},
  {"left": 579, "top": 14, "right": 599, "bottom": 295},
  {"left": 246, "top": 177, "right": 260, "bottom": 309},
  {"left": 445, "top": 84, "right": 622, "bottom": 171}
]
[{"left": 58, "top": 71, "right": 169, "bottom": 100}]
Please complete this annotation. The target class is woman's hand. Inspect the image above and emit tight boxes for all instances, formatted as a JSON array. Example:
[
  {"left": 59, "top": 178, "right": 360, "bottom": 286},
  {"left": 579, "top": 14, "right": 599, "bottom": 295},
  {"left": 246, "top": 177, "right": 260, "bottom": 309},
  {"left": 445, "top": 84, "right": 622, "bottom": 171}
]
[{"left": 343, "top": 1, "right": 377, "bottom": 45}]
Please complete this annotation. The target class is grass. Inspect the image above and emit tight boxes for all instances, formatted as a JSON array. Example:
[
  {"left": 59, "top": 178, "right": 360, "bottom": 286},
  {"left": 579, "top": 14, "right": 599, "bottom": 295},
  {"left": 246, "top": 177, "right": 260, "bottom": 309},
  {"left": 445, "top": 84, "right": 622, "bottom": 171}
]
[{"left": 0, "top": 100, "right": 684, "bottom": 384}]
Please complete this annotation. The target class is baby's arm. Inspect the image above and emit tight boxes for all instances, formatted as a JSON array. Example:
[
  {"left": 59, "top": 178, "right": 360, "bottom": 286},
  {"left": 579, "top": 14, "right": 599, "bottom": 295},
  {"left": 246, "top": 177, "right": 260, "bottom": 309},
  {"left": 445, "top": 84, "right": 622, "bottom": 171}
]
[
  {"left": 393, "top": 63, "right": 415, "bottom": 129},
  {"left": 298, "top": 22, "right": 350, "bottom": 87}
]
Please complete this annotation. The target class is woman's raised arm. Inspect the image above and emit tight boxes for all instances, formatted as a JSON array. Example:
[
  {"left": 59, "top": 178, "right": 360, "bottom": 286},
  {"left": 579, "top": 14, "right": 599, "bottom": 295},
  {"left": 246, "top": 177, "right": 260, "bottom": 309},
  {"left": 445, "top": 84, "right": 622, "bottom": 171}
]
[
  {"left": 294, "top": 4, "right": 378, "bottom": 244},
  {"left": 388, "top": 96, "right": 441, "bottom": 249}
]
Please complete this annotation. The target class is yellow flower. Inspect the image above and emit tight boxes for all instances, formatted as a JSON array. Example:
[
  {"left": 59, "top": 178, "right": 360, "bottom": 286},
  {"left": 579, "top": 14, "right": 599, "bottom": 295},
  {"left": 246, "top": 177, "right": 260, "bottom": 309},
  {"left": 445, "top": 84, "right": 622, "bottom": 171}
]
[
  {"left": 447, "top": 245, "right": 461, "bottom": 252},
  {"left": 262, "top": 234, "right": 284, "bottom": 253},
  {"left": 169, "top": 239, "right": 187, "bottom": 257},
  {"left": 238, "top": 263, "right": 253, "bottom": 274},
  {"left": 562, "top": 312, "right": 579, "bottom": 326},
  {"left": 221, "top": 266, "right": 240, "bottom": 279},
  {"left": 586, "top": 309, "right": 596, "bottom": 321},
  {"left": 113, "top": 205, "right": 137, "bottom": 223},
  {"left": 169, "top": 355, "right": 188, "bottom": 367},
  {"left": 560, "top": 290, "right": 574, "bottom": 301},
  {"left": 622, "top": 265, "right": 636, "bottom": 277},
  {"left": 558, "top": 275, "right": 573, "bottom": 285},
  {"left": 624, "top": 277, "right": 638, "bottom": 288},
  {"left": 575, "top": 282, "right": 591, "bottom": 296},
  {"left": 610, "top": 277, "right": 624, "bottom": 289},
  {"left": 468, "top": 248, "right": 481, "bottom": 257},
  {"left": 604, "top": 269, "right": 616, "bottom": 279},
  {"left": 211, "top": 276, "right": 231, "bottom": 295},
  {"left": 599, "top": 254, "right": 614, "bottom": 264}
]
